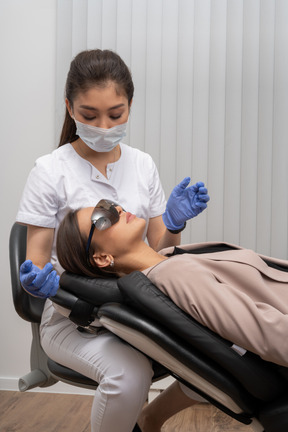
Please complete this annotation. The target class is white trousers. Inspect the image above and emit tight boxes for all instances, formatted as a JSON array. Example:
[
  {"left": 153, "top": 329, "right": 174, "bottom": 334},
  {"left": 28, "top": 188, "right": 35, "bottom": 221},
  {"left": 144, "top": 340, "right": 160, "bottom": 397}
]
[{"left": 40, "top": 301, "right": 153, "bottom": 432}]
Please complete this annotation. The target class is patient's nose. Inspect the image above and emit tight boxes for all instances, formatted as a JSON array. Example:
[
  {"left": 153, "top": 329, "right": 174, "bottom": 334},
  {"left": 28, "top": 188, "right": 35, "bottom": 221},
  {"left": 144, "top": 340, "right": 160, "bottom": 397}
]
[{"left": 115, "top": 205, "right": 125, "bottom": 215}]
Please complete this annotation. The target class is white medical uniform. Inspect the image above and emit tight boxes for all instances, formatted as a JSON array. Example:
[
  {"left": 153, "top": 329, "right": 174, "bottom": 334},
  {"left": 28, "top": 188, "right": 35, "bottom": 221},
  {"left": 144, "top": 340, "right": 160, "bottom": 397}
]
[{"left": 16, "top": 142, "right": 166, "bottom": 432}]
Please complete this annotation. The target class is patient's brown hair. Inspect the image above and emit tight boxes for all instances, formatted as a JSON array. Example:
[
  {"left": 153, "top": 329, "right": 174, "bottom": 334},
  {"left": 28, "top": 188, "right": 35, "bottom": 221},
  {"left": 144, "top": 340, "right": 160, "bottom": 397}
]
[{"left": 56, "top": 210, "right": 116, "bottom": 278}]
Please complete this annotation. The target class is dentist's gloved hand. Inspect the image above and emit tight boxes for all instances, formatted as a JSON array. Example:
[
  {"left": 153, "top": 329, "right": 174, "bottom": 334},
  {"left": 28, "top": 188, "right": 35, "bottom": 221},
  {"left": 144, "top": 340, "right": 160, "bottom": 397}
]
[
  {"left": 20, "top": 260, "right": 59, "bottom": 298},
  {"left": 163, "top": 177, "right": 210, "bottom": 231}
]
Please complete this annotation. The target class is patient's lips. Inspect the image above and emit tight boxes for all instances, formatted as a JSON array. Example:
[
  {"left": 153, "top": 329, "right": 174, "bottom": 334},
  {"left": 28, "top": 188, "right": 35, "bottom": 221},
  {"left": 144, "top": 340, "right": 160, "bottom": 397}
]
[{"left": 126, "top": 212, "right": 136, "bottom": 223}]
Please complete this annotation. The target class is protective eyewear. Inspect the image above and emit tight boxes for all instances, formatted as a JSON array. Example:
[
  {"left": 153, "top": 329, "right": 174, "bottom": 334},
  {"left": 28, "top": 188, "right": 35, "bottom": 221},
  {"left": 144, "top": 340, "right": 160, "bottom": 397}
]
[{"left": 86, "top": 199, "right": 124, "bottom": 260}]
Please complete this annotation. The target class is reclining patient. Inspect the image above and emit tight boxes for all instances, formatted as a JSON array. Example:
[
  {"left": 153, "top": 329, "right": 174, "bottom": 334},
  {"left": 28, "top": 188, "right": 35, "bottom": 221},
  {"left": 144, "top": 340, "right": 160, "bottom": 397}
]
[{"left": 57, "top": 199, "right": 288, "bottom": 368}]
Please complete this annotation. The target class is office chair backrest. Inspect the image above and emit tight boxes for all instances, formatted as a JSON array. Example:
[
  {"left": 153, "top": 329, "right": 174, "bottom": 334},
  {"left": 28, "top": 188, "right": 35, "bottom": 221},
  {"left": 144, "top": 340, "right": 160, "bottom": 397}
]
[{"left": 9, "top": 223, "right": 46, "bottom": 323}]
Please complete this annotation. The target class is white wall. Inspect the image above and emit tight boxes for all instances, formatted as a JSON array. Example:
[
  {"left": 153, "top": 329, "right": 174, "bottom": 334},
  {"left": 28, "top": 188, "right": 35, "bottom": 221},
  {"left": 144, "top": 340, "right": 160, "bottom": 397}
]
[
  {"left": 0, "top": 0, "right": 58, "bottom": 391},
  {"left": 1, "top": 0, "right": 288, "bottom": 393},
  {"left": 56, "top": 0, "right": 288, "bottom": 257}
]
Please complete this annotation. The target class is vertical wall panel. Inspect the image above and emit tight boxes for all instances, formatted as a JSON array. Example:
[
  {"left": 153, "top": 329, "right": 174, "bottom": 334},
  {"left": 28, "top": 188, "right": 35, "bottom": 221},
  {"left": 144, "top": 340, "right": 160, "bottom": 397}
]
[
  {"left": 223, "top": 0, "right": 243, "bottom": 245},
  {"left": 176, "top": 0, "right": 195, "bottom": 244},
  {"left": 116, "top": 0, "right": 132, "bottom": 64},
  {"left": 207, "top": 0, "right": 227, "bottom": 241},
  {"left": 71, "top": 0, "right": 88, "bottom": 55},
  {"left": 87, "top": 0, "right": 103, "bottom": 48},
  {"left": 240, "top": 0, "right": 260, "bottom": 250},
  {"left": 115, "top": 0, "right": 133, "bottom": 143},
  {"left": 145, "top": 0, "right": 163, "bottom": 168},
  {"left": 256, "top": 0, "right": 275, "bottom": 256},
  {"left": 55, "top": 0, "right": 73, "bottom": 142},
  {"left": 159, "top": 0, "right": 179, "bottom": 193},
  {"left": 56, "top": 0, "right": 288, "bottom": 259},
  {"left": 190, "top": 0, "right": 211, "bottom": 243},
  {"left": 101, "top": 0, "right": 118, "bottom": 50},
  {"left": 129, "top": 0, "right": 148, "bottom": 152},
  {"left": 176, "top": 0, "right": 194, "bottom": 179},
  {"left": 271, "top": 0, "right": 288, "bottom": 259}
]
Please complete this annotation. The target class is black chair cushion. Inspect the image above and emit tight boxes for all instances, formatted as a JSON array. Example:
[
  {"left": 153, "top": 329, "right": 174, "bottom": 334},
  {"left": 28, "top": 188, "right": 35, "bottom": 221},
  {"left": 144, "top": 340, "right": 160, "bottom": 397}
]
[
  {"left": 98, "top": 302, "right": 257, "bottom": 422},
  {"left": 9, "top": 223, "right": 46, "bottom": 323},
  {"left": 59, "top": 272, "right": 123, "bottom": 304}
]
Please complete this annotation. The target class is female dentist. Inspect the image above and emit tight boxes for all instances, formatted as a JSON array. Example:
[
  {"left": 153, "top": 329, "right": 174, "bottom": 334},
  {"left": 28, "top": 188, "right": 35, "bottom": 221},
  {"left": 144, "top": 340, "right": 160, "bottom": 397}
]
[{"left": 17, "top": 49, "right": 209, "bottom": 432}]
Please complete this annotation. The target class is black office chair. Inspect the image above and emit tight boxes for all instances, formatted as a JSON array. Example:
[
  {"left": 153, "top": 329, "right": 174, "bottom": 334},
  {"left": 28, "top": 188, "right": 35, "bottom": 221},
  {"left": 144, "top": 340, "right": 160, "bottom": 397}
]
[
  {"left": 9, "top": 222, "right": 167, "bottom": 392},
  {"left": 10, "top": 222, "right": 288, "bottom": 432}
]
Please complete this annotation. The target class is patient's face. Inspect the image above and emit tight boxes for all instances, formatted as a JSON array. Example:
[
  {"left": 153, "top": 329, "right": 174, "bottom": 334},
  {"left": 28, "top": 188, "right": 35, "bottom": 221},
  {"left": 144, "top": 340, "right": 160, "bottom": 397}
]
[{"left": 77, "top": 206, "right": 146, "bottom": 257}]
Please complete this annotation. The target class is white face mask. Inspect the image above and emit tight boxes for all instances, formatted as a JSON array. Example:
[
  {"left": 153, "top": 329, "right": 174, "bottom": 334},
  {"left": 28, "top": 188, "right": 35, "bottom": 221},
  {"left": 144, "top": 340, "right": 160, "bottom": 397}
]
[{"left": 74, "top": 119, "right": 127, "bottom": 152}]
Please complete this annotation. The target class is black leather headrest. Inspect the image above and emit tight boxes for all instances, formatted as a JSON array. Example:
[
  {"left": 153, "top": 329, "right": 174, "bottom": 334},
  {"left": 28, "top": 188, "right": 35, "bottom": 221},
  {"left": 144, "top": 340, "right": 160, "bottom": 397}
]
[{"left": 59, "top": 271, "right": 123, "bottom": 305}]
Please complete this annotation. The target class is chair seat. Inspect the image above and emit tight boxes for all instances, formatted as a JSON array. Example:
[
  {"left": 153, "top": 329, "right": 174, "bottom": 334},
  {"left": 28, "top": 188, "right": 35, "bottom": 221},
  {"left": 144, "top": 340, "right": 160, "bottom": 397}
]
[
  {"left": 47, "top": 358, "right": 98, "bottom": 389},
  {"left": 48, "top": 354, "right": 169, "bottom": 389}
]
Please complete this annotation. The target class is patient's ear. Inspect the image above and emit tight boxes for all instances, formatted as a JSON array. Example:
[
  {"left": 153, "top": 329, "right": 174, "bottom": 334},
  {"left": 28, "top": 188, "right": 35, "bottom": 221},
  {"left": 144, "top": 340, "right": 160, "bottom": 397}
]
[{"left": 93, "top": 252, "right": 114, "bottom": 268}]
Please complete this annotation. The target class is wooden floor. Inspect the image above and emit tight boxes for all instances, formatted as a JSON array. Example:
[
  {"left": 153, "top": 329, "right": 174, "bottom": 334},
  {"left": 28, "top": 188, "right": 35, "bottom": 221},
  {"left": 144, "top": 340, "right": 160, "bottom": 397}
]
[{"left": 0, "top": 391, "right": 254, "bottom": 432}]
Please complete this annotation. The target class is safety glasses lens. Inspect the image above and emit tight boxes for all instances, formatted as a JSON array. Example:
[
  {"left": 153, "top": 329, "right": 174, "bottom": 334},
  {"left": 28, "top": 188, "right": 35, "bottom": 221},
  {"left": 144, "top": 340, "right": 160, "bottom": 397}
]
[{"left": 86, "top": 199, "right": 125, "bottom": 262}]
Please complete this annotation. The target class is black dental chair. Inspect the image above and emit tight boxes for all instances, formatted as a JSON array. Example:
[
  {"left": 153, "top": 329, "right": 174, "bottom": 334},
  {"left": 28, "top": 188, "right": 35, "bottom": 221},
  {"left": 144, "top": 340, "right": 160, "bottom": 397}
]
[{"left": 10, "top": 222, "right": 288, "bottom": 432}]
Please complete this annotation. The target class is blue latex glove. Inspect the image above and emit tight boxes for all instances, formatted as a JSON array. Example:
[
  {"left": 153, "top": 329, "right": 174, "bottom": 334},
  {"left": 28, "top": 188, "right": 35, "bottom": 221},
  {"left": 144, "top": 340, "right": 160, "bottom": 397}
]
[
  {"left": 162, "top": 177, "right": 210, "bottom": 230},
  {"left": 20, "top": 260, "right": 59, "bottom": 298}
]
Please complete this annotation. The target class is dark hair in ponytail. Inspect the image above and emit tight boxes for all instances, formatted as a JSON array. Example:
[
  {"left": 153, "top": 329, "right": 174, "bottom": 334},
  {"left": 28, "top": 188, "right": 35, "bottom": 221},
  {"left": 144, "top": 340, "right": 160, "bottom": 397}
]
[{"left": 58, "top": 49, "right": 134, "bottom": 147}]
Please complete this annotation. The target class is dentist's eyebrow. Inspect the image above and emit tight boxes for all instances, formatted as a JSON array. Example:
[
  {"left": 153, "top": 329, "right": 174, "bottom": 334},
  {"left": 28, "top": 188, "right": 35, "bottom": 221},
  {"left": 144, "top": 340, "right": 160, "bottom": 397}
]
[
  {"left": 79, "top": 103, "right": 125, "bottom": 111},
  {"left": 79, "top": 105, "right": 98, "bottom": 111},
  {"left": 108, "top": 103, "right": 126, "bottom": 111}
]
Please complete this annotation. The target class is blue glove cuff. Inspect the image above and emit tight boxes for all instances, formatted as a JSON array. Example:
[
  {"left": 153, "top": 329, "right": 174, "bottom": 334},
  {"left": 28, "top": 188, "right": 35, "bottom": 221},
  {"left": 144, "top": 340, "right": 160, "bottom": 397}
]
[
  {"left": 162, "top": 211, "right": 186, "bottom": 231},
  {"left": 167, "top": 221, "right": 186, "bottom": 234}
]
